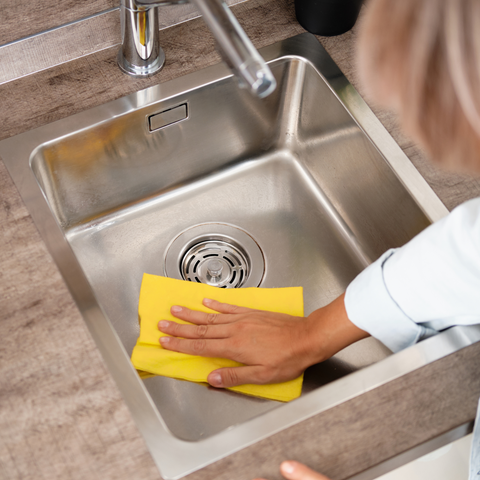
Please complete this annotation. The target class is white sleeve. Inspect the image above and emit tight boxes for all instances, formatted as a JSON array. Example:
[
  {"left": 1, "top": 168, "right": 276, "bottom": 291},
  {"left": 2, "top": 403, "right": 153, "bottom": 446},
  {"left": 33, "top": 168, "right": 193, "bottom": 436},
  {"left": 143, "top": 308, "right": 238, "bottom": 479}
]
[{"left": 344, "top": 197, "right": 480, "bottom": 353}]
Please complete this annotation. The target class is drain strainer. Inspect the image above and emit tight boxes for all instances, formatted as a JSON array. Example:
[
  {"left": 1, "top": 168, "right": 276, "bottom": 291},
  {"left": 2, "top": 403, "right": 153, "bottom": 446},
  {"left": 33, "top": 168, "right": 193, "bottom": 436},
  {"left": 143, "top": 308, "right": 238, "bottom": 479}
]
[{"left": 164, "top": 224, "right": 265, "bottom": 288}]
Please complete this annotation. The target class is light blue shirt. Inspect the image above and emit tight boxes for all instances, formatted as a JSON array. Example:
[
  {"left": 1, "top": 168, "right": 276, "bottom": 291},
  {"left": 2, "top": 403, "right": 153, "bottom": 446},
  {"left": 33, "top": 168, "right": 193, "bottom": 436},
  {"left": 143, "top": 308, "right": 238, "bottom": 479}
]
[{"left": 344, "top": 197, "right": 480, "bottom": 478}]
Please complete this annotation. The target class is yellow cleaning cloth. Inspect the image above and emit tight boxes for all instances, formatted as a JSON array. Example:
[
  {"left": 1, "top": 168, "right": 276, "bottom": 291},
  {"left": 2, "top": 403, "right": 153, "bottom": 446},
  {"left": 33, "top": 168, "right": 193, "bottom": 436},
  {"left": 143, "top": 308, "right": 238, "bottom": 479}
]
[{"left": 131, "top": 273, "right": 304, "bottom": 402}]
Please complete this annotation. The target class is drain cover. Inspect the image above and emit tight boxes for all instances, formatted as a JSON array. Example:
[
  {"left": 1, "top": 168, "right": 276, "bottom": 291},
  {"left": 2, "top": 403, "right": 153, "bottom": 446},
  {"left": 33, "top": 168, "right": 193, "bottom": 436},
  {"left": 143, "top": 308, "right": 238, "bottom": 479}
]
[
  {"left": 164, "top": 224, "right": 265, "bottom": 288},
  {"left": 181, "top": 240, "right": 249, "bottom": 288}
]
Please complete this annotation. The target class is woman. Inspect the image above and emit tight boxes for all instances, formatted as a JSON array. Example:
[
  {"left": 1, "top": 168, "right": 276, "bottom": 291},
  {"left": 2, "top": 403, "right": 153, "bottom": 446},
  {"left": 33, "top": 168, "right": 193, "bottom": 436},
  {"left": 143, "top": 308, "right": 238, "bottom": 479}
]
[{"left": 158, "top": 0, "right": 480, "bottom": 478}]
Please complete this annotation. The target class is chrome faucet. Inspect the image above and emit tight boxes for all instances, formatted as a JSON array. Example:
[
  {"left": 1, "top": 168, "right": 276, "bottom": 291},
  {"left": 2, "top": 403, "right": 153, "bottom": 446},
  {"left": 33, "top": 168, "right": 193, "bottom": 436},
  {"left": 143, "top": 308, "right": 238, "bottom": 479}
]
[{"left": 117, "top": 0, "right": 277, "bottom": 98}]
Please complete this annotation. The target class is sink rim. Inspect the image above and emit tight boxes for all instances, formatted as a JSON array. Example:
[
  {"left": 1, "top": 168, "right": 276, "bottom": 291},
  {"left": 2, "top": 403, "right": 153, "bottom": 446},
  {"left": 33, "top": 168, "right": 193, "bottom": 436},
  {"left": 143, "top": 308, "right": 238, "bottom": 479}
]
[{"left": 1, "top": 32, "right": 478, "bottom": 479}]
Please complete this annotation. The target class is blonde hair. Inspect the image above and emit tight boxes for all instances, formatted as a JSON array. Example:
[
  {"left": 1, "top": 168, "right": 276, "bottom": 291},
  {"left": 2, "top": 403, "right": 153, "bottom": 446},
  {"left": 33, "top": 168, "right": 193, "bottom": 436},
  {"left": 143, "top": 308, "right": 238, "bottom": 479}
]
[{"left": 357, "top": 0, "right": 480, "bottom": 172}]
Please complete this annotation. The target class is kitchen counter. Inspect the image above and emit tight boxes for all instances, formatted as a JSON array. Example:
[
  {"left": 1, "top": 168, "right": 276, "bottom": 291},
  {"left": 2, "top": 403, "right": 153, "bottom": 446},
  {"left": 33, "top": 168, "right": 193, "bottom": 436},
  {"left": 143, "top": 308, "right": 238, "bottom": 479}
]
[{"left": 1, "top": 0, "right": 480, "bottom": 479}]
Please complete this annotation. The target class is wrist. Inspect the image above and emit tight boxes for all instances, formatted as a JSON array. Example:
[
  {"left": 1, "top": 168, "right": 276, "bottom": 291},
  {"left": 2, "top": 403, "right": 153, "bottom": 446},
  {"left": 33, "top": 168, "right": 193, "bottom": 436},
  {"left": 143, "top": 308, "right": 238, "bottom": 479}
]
[{"left": 304, "top": 293, "right": 370, "bottom": 366}]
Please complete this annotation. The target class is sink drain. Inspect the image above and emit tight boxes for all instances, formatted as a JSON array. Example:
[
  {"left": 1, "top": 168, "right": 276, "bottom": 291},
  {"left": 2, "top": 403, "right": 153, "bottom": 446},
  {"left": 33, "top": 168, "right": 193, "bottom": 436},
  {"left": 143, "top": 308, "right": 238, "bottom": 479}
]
[
  {"left": 164, "top": 224, "right": 265, "bottom": 288},
  {"left": 181, "top": 240, "right": 249, "bottom": 288}
]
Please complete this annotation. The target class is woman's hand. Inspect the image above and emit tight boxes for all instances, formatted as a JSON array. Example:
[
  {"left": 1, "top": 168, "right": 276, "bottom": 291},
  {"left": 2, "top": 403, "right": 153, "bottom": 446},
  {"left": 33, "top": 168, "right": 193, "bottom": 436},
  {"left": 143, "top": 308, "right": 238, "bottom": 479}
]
[
  {"left": 159, "top": 300, "right": 320, "bottom": 387},
  {"left": 255, "top": 461, "right": 331, "bottom": 480},
  {"left": 158, "top": 293, "right": 368, "bottom": 388}
]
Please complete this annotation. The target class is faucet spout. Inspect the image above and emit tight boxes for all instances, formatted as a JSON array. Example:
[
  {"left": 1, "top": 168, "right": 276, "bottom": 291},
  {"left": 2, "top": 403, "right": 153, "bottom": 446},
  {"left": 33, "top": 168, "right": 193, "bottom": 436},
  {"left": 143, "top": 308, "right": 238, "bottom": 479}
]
[
  {"left": 117, "top": 0, "right": 276, "bottom": 98},
  {"left": 189, "top": 0, "right": 276, "bottom": 97}
]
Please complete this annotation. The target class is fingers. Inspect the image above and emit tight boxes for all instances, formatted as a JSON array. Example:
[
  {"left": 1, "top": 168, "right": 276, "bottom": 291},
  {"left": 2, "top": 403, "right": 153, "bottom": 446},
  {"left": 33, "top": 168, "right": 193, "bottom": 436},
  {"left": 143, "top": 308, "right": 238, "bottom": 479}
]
[
  {"left": 252, "top": 462, "right": 332, "bottom": 480},
  {"left": 207, "top": 366, "right": 271, "bottom": 388},
  {"left": 280, "top": 462, "right": 331, "bottom": 480},
  {"left": 159, "top": 335, "right": 232, "bottom": 359},
  {"left": 203, "top": 298, "right": 258, "bottom": 315},
  {"left": 168, "top": 305, "right": 232, "bottom": 325},
  {"left": 160, "top": 330, "right": 276, "bottom": 385},
  {"left": 159, "top": 320, "right": 229, "bottom": 339},
  {"left": 167, "top": 301, "right": 259, "bottom": 326}
]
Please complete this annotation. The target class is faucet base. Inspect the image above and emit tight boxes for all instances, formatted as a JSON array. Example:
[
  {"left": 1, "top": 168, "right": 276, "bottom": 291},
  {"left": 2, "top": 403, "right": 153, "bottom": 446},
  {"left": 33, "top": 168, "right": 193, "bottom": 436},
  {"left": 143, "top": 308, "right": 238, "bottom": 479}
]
[{"left": 117, "top": 47, "right": 166, "bottom": 78}]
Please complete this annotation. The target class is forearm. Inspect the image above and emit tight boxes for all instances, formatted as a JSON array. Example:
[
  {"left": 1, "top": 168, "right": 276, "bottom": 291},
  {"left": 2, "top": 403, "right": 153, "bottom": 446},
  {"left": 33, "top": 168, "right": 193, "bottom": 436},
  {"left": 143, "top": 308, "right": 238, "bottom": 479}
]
[{"left": 344, "top": 198, "right": 480, "bottom": 353}]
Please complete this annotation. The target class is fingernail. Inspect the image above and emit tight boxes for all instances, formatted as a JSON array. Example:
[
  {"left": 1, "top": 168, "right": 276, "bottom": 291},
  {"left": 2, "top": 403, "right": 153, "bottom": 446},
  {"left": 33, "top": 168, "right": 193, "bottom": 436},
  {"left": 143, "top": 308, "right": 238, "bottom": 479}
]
[
  {"left": 160, "top": 336, "right": 171, "bottom": 344},
  {"left": 203, "top": 298, "right": 212, "bottom": 305},
  {"left": 159, "top": 320, "right": 169, "bottom": 330},
  {"left": 171, "top": 306, "right": 182, "bottom": 313},
  {"left": 208, "top": 373, "right": 222, "bottom": 387},
  {"left": 281, "top": 462, "right": 295, "bottom": 475}
]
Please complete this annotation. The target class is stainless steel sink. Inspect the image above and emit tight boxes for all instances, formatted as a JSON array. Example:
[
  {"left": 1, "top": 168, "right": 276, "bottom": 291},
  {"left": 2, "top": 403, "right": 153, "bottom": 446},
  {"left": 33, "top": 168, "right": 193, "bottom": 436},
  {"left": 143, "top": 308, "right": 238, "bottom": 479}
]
[{"left": 2, "top": 33, "right": 480, "bottom": 479}]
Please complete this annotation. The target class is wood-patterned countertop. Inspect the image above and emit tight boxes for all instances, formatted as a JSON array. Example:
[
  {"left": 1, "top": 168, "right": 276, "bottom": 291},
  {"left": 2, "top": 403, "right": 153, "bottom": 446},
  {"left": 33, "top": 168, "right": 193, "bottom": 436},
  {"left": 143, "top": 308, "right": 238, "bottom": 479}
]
[{"left": 1, "top": 1, "right": 480, "bottom": 479}]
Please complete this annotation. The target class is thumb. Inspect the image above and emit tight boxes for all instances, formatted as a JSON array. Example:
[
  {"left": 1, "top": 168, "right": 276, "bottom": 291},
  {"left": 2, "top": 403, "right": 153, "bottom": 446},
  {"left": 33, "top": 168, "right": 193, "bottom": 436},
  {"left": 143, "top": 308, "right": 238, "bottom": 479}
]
[
  {"left": 280, "top": 461, "right": 331, "bottom": 480},
  {"left": 207, "top": 366, "right": 267, "bottom": 388}
]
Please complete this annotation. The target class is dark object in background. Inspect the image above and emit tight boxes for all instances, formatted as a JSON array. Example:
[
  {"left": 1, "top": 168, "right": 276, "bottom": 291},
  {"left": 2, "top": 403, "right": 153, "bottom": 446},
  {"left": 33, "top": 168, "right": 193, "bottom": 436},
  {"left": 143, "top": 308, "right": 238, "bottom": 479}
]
[{"left": 295, "top": 0, "right": 363, "bottom": 36}]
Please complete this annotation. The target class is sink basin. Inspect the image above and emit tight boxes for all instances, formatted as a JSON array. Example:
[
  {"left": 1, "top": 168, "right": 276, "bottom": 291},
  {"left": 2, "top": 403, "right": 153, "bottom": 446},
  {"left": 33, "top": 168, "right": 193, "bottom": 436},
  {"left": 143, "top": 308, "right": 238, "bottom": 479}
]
[{"left": 2, "top": 33, "right": 479, "bottom": 479}]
